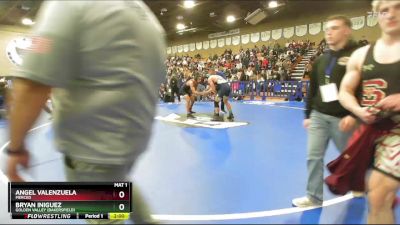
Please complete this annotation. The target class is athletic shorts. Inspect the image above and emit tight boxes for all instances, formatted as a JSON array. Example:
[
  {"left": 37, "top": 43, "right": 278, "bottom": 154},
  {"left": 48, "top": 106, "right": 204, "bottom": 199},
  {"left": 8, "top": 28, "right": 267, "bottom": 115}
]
[
  {"left": 183, "top": 85, "right": 192, "bottom": 96},
  {"left": 373, "top": 120, "right": 400, "bottom": 181},
  {"left": 216, "top": 83, "right": 231, "bottom": 98}
]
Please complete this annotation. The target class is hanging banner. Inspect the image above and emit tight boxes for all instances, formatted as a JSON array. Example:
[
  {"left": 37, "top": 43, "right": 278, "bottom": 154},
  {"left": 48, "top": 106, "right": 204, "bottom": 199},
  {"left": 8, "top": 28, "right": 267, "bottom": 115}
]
[
  {"left": 166, "top": 47, "right": 171, "bottom": 54},
  {"left": 189, "top": 43, "right": 196, "bottom": 52},
  {"left": 218, "top": 38, "right": 225, "bottom": 48},
  {"left": 241, "top": 34, "right": 250, "bottom": 44},
  {"left": 308, "top": 22, "right": 321, "bottom": 35},
  {"left": 183, "top": 44, "right": 189, "bottom": 52},
  {"left": 196, "top": 42, "right": 202, "bottom": 50},
  {"left": 225, "top": 37, "right": 232, "bottom": 46},
  {"left": 232, "top": 35, "right": 240, "bottom": 45},
  {"left": 250, "top": 32, "right": 260, "bottom": 43},
  {"left": 295, "top": 25, "right": 307, "bottom": 37},
  {"left": 172, "top": 46, "right": 177, "bottom": 54},
  {"left": 208, "top": 28, "right": 240, "bottom": 39},
  {"left": 367, "top": 13, "right": 378, "bottom": 27},
  {"left": 322, "top": 21, "right": 328, "bottom": 32},
  {"left": 272, "top": 29, "right": 282, "bottom": 40},
  {"left": 261, "top": 31, "right": 271, "bottom": 41},
  {"left": 177, "top": 45, "right": 183, "bottom": 53},
  {"left": 283, "top": 27, "right": 294, "bottom": 38},
  {"left": 351, "top": 16, "right": 365, "bottom": 30},
  {"left": 203, "top": 40, "right": 209, "bottom": 49},
  {"left": 210, "top": 39, "right": 217, "bottom": 48}
]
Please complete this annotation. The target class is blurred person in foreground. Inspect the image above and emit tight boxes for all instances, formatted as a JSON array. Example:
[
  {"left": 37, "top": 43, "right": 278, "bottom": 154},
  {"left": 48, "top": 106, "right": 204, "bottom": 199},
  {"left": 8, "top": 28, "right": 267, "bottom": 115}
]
[
  {"left": 339, "top": 0, "right": 400, "bottom": 223},
  {"left": 5, "top": 1, "right": 166, "bottom": 224}
]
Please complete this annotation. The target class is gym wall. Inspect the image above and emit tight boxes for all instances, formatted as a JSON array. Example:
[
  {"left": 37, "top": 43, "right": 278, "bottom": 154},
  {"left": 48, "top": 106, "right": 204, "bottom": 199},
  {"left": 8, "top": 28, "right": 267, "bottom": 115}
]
[
  {"left": 0, "top": 2, "right": 380, "bottom": 75},
  {"left": 167, "top": 1, "right": 380, "bottom": 57}
]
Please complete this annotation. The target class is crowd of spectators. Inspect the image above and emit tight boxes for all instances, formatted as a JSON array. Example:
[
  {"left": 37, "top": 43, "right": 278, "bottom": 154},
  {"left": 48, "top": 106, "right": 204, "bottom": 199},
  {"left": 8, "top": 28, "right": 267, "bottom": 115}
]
[{"left": 159, "top": 39, "right": 315, "bottom": 102}]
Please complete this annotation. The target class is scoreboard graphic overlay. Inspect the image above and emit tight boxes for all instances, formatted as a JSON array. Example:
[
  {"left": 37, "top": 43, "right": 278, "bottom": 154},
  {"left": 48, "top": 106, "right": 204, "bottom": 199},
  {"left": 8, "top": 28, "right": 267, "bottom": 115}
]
[{"left": 8, "top": 182, "right": 131, "bottom": 220}]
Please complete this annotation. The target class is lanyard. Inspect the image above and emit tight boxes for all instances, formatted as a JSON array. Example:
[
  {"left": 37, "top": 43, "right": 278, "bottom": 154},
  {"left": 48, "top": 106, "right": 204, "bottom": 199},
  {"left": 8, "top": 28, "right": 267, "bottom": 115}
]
[{"left": 324, "top": 53, "right": 337, "bottom": 84}]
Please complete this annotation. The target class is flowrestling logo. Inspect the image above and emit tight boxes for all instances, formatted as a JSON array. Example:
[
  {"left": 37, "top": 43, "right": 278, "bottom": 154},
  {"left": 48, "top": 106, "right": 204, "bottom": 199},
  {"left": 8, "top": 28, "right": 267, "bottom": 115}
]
[
  {"left": 155, "top": 113, "right": 248, "bottom": 129},
  {"left": 242, "top": 101, "right": 275, "bottom": 105}
]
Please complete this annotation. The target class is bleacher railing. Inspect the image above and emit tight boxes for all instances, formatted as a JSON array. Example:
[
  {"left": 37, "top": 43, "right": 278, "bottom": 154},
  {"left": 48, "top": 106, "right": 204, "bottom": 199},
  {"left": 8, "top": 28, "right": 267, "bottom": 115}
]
[{"left": 228, "top": 80, "right": 310, "bottom": 101}]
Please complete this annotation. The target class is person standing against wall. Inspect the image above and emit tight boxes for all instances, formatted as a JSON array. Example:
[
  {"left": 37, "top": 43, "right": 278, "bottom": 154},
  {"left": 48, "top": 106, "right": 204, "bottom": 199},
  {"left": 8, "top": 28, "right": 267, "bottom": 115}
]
[{"left": 170, "top": 73, "right": 181, "bottom": 103}]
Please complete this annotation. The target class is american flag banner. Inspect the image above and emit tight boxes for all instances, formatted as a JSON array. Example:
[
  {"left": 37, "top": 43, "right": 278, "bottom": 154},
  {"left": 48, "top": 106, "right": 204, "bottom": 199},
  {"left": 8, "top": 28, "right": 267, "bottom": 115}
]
[{"left": 26, "top": 36, "right": 53, "bottom": 54}]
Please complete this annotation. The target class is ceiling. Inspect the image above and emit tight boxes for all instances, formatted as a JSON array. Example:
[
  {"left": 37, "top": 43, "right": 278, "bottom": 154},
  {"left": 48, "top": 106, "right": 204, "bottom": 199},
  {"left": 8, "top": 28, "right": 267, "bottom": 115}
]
[
  {"left": 146, "top": 0, "right": 287, "bottom": 41},
  {"left": 0, "top": 0, "right": 42, "bottom": 26},
  {"left": 147, "top": 0, "right": 372, "bottom": 41},
  {"left": 0, "top": 0, "right": 372, "bottom": 42}
]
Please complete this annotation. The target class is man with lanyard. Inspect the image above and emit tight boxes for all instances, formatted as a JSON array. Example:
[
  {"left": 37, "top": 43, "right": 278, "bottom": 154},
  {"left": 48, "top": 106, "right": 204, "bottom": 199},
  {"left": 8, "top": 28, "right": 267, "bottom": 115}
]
[
  {"left": 292, "top": 15, "right": 359, "bottom": 207},
  {"left": 207, "top": 74, "right": 234, "bottom": 121},
  {"left": 339, "top": 1, "right": 400, "bottom": 223}
]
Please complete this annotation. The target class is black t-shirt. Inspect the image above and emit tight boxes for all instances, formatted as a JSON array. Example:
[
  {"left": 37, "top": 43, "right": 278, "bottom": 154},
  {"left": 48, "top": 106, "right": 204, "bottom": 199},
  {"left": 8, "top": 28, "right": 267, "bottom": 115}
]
[
  {"left": 305, "top": 40, "right": 360, "bottom": 118},
  {"left": 170, "top": 76, "right": 178, "bottom": 88}
]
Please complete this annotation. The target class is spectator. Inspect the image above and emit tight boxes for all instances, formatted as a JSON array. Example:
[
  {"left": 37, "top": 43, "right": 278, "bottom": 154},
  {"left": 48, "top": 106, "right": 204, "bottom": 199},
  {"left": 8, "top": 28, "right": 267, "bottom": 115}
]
[{"left": 169, "top": 74, "right": 181, "bottom": 102}]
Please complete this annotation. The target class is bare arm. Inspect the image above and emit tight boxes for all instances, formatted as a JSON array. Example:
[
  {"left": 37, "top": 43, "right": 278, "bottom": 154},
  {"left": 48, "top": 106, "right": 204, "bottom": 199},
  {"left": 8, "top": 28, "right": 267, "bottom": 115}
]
[
  {"left": 339, "top": 46, "right": 376, "bottom": 124},
  {"left": 7, "top": 78, "right": 51, "bottom": 181},
  {"left": 203, "top": 86, "right": 213, "bottom": 95},
  {"left": 339, "top": 47, "right": 363, "bottom": 113},
  {"left": 189, "top": 81, "right": 203, "bottom": 96},
  {"left": 375, "top": 94, "right": 400, "bottom": 112},
  {"left": 207, "top": 78, "right": 217, "bottom": 94},
  {"left": 9, "top": 78, "right": 51, "bottom": 149}
]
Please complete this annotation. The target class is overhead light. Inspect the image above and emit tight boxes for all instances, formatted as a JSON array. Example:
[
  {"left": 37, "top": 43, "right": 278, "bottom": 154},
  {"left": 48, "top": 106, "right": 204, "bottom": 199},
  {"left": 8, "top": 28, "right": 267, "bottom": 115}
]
[
  {"left": 21, "top": 5, "right": 31, "bottom": 11},
  {"left": 176, "top": 23, "right": 186, "bottom": 30},
  {"left": 176, "top": 27, "right": 198, "bottom": 34},
  {"left": 21, "top": 18, "right": 35, "bottom": 26},
  {"left": 226, "top": 15, "right": 236, "bottom": 23},
  {"left": 160, "top": 8, "right": 168, "bottom": 15},
  {"left": 183, "top": 0, "right": 195, "bottom": 9},
  {"left": 268, "top": 1, "right": 278, "bottom": 8}
]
